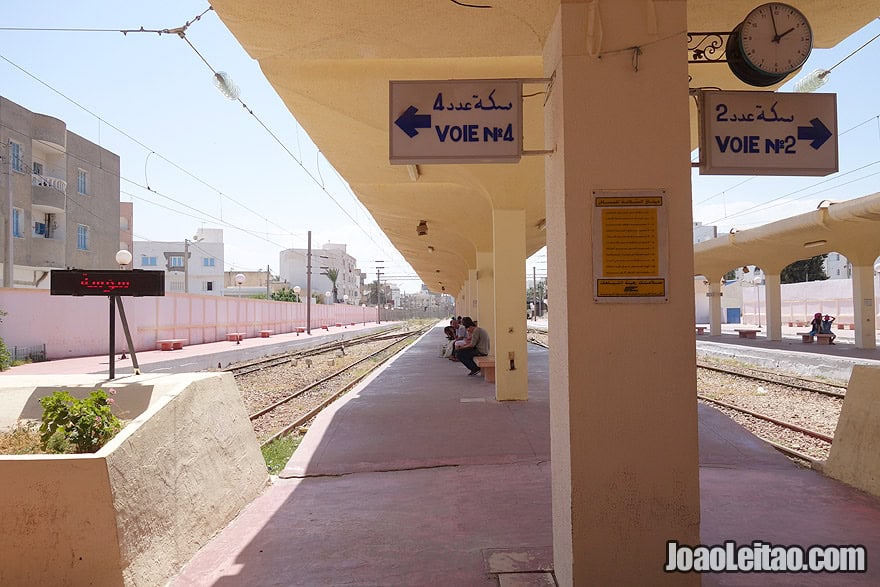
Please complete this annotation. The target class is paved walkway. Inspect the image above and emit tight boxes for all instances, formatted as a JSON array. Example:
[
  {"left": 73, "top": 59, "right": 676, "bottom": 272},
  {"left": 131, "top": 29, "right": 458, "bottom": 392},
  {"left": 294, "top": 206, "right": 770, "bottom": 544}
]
[{"left": 171, "top": 326, "right": 880, "bottom": 586}]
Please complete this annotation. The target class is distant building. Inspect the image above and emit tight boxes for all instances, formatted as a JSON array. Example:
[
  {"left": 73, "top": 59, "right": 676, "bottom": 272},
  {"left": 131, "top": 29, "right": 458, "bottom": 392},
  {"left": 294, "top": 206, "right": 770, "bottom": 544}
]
[
  {"left": 133, "top": 228, "right": 224, "bottom": 295},
  {"left": 223, "top": 269, "right": 288, "bottom": 298},
  {"left": 1, "top": 96, "right": 121, "bottom": 287},
  {"left": 693, "top": 222, "right": 717, "bottom": 244},
  {"left": 279, "top": 242, "right": 362, "bottom": 303},
  {"left": 824, "top": 252, "right": 852, "bottom": 280},
  {"left": 120, "top": 202, "right": 133, "bottom": 253}
]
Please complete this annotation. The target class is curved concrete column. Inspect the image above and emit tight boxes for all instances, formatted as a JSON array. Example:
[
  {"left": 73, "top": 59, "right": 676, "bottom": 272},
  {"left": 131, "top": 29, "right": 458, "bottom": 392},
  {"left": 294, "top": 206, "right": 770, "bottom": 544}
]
[
  {"left": 708, "top": 280, "right": 723, "bottom": 335},
  {"left": 851, "top": 263, "right": 877, "bottom": 349},
  {"left": 543, "top": 3, "right": 699, "bottom": 584},
  {"left": 476, "top": 250, "right": 496, "bottom": 345},
  {"left": 492, "top": 209, "right": 528, "bottom": 401},
  {"left": 765, "top": 273, "right": 783, "bottom": 341}
]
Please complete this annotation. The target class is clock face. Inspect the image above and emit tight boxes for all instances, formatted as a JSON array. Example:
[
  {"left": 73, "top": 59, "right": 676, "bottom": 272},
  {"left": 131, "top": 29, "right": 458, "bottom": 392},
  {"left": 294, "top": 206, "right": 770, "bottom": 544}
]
[{"left": 739, "top": 3, "right": 812, "bottom": 75}]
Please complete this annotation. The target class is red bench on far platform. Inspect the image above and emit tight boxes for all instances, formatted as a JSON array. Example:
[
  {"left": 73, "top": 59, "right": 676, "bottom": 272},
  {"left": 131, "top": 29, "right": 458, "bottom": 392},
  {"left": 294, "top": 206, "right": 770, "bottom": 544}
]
[
  {"left": 227, "top": 332, "right": 246, "bottom": 342},
  {"left": 157, "top": 339, "right": 186, "bottom": 351}
]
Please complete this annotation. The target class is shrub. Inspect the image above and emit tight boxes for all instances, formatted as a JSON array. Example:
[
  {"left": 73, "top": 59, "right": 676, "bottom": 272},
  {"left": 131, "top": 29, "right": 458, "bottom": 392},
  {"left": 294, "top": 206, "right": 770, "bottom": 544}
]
[
  {"left": 0, "top": 337, "right": 9, "bottom": 371},
  {"left": 39, "top": 389, "right": 122, "bottom": 453}
]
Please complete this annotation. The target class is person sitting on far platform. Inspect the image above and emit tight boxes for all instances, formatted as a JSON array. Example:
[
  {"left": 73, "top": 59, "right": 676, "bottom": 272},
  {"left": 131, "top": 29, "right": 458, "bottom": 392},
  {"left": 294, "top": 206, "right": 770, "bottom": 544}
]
[
  {"left": 808, "top": 312, "right": 823, "bottom": 336},
  {"left": 457, "top": 317, "right": 490, "bottom": 376},
  {"left": 821, "top": 314, "right": 837, "bottom": 344},
  {"left": 442, "top": 319, "right": 459, "bottom": 358}
]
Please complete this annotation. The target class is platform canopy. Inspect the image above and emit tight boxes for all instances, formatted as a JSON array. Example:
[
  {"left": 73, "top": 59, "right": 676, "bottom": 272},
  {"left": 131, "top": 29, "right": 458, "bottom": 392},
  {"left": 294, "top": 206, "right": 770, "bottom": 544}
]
[
  {"left": 210, "top": 0, "right": 878, "bottom": 295},
  {"left": 694, "top": 191, "right": 880, "bottom": 279}
]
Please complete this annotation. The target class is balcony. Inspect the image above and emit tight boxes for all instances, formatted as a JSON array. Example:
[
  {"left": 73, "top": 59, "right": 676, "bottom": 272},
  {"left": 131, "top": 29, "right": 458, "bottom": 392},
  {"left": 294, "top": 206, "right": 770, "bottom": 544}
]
[
  {"left": 29, "top": 233, "right": 65, "bottom": 267},
  {"left": 32, "top": 174, "right": 67, "bottom": 213},
  {"left": 31, "top": 113, "right": 66, "bottom": 149}
]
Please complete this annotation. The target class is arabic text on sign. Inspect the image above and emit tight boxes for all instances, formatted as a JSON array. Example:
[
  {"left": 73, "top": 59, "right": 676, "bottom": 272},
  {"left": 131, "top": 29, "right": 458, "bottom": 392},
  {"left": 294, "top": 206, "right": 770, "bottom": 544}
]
[
  {"left": 600, "top": 208, "right": 660, "bottom": 277},
  {"left": 432, "top": 89, "right": 513, "bottom": 112},
  {"left": 596, "top": 279, "right": 666, "bottom": 298}
]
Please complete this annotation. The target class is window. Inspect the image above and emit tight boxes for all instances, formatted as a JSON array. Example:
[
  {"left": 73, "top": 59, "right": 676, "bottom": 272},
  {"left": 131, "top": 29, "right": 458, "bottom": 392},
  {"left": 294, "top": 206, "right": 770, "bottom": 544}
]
[
  {"left": 120, "top": 217, "right": 129, "bottom": 230},
  {"left": 32, "top": 161, "right": 43, "bottom": 175},
  {"left": 141, "top": 255, "right": 157, "bottom": 267},
  {"left": 203, "top": 257, "right": 215, "bottom": 267},
  {"left": 12, "top": 208, "right": 23, "bottom": 237},
  {"left": 10, "top": 141, "right": 23, "bottom": 172},
  {"left": 206, "top": 281, "right": 214, "bottom": 291},
  {"left": 169, "top": 255, "right": 184, "bottom": 268},
  {"left": 77, "top": 224, "right": 89, "bottom": 250},
  {"left": 77, "top": 169, "right": 88, "bottom": 195}
]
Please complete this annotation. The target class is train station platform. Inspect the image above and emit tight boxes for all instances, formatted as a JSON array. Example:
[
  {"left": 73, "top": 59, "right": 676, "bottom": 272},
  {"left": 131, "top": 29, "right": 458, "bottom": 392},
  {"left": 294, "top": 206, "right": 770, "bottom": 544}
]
[
  {"left": 170, "top": 324, "right": 880, "bottom": 586},
  {"left": 0, "top": 321, "right": 391, "bottom": 378}
]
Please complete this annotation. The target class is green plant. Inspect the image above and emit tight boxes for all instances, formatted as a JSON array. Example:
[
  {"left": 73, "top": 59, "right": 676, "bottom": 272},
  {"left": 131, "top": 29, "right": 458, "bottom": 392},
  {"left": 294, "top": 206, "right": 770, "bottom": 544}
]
[
  {"left": 261, "top": 434, "right": 303, "bottom": 475},
  {"left": 39, "top": 389, "right": 122, "bottom": 453},
  {"left": 0, "top": 309, "right": 9, "bottom": 371}
]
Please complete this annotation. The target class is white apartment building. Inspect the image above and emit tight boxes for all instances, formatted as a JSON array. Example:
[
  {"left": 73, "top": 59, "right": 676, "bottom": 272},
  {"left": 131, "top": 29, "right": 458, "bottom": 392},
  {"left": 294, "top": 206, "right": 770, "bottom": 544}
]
[
  {"left": 1, "top": 96, "right": 121, "bottom": 288},
  {"left": 279, "top": 243, "right": 363, "bottom": 303},
  {"left": 133, "top": 228, "right": 224, "bottom": 295}
]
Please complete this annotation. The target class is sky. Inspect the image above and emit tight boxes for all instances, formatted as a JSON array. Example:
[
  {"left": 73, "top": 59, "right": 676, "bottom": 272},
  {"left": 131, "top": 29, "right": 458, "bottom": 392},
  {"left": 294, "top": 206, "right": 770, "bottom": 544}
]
[{"left": 1, "top": 4, "right": 878, "bottom": 292}]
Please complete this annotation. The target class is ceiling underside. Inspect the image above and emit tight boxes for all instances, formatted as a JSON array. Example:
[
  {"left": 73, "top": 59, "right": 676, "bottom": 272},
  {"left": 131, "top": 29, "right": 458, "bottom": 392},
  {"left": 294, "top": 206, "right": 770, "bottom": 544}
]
[{"left": 211, "top": 1, "right": 879, "bottom": 294}]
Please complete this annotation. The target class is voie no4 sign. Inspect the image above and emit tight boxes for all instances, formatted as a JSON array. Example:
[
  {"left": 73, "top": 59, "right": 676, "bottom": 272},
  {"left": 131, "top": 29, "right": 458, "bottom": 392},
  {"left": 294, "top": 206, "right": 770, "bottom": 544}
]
[
  {"left": 699, "top": 90, "right": 838, "bottom": 176},
  {"left": 390, "top": 79, "right": 522, "bottom": 164}
]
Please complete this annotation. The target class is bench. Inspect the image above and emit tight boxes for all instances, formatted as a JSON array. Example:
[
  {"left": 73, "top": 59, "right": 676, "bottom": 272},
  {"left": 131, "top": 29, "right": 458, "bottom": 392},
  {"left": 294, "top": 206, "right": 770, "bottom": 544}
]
[
  {"left": 227, "top": 332, "right": 246, "bottom": 343},
  {"left": 321, "top": 325, "right": 329, "bottom": 330},
  {"left": 259, "top": 329, "right": 274, "bottom": 338},
  {"left": 816, "top": 334, "right": 834, "bottom": 345},
  {"left": 695, "top": 326, "right": 706, "bottom": 335},
  {"left": 156, "top": 339, "right": 186, "bottom": 351},
  {"left": 474, "top": 355, "right": 496, "bottom": 383},
  {"left": 734, "top": 328, "right": 759, "bottom": 339},
  {"left": 335, "top": 323, "right": 343, "bottom": 327},
  {"left": 296, "top": 327, "right": 306, "bottom": 335}
]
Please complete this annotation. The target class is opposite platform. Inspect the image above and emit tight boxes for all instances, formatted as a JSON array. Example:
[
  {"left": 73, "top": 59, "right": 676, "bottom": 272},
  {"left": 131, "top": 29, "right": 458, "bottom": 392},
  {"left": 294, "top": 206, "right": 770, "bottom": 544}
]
[{"left": 171, "top": 325, "right": 880, "bottom": 585}]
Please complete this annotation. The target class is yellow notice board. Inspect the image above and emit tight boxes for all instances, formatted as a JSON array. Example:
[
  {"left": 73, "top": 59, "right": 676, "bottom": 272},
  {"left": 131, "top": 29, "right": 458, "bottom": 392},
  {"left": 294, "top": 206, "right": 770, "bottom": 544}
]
[{"left": 592, "top": 191, "right": 669, "bottom": 303}]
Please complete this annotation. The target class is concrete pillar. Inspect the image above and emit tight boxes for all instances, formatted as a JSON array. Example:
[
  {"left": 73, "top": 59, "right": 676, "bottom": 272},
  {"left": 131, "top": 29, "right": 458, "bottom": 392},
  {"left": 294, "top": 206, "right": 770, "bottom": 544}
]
[
  {"left": 764, "top": 273, "right": 782, "bottom": 340},
  {"left": 852, "top": 263, "right": 877, "bottom": 349},
  {"left": 468, "top": 268, "right": 479, "bottom": 319},
  {"left": 708, "top": 281, "right": 723, "bottom": 335},
  {"left": 543, "top": 3, "right": 700, "bottom": 584},
  {"left": 476, "top": 251, "right": 496, "bottom": 345},
  {"left": 492, "top": 209, "right": 528, "bottom": 401}
]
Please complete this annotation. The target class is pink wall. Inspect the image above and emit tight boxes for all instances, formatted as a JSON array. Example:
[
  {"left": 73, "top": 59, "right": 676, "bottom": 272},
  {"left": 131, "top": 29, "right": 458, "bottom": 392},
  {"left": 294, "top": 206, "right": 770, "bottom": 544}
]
[{"left": 0, "top": 289, "right": 371, "bottom": 359}]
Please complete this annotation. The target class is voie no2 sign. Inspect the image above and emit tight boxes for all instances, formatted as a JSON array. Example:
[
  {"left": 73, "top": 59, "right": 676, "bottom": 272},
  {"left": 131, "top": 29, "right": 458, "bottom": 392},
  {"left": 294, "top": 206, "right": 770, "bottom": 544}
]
[
  {"left": 699, "top": 90, "right": 838, "bottom": 176},
  {"left": 390, "top": 79, "right": 522, "bottom": 164}
]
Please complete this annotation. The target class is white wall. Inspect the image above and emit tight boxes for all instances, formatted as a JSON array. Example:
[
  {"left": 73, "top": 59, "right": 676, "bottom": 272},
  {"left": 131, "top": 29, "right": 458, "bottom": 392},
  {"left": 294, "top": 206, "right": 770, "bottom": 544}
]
[{"left": 0, "top": 288, "right": 373, "bottom": 359}]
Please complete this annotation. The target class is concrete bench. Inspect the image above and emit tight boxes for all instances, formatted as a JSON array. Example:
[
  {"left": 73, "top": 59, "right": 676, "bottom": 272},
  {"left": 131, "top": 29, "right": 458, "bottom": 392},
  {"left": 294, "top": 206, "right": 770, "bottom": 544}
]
[
  {"left": 474, "top": 355, "right": 496, "bottom": 383},
  {"left": 335, "top": 323, "right": 343, "bottom": 327},
  {"left": 798, "top": 332, "right": 815, "bottom": 343},
  {"left": 321, "top": 325, "right": 329, "bottom": 331},
  {"left": 156, "top": 339, "right": 186, "bottom": 351},
  {"left": 259, "top": 330, "right": 274, "bottom": 338},
  {"left": 695, "top": 326, "right": 706, "bottom": 335},
  {"left": 295, "top": 327, "right": 306, "bottom": 335},
  {"left": 227, "top": 332, "right": 246, "bottom": 343},
  {"left": 816, "top": 333, "right": 834, "bottom": 345},
  {"left": 735, "top": 328, "right": 759, "bottom": 339}
]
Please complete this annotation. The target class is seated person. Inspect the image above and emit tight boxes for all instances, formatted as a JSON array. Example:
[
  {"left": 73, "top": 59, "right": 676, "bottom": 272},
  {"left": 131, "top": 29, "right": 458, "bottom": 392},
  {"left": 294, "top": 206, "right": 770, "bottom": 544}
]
[
  {"left": 456, "top": 317, "right": 490, "bottom": 376},
  {"left": 821, "top": 314, "right": 836, "bottom": 344},
  {"left": 808, "top": 312, "right": 823, "bottom": 335}
]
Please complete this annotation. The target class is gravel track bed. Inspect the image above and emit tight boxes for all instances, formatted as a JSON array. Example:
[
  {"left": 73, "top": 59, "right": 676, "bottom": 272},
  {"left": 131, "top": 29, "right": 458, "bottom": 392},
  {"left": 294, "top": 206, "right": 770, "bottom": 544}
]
[
  {"left": 527, "top": 328, "right": 839, "bottom": 459},
  {"left": 232, "top": 333, "right": 417, "bottom": 443},
  {"left": 699, "top": 400, "right": 832, "bottom": 461}
]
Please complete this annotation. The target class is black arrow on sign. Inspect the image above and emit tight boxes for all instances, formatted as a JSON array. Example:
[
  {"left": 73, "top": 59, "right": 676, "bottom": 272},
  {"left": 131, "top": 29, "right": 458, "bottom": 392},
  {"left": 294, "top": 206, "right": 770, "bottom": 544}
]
[
  {"left": 394, "top": 106, "right": 431, "bottom": 138},
  {"left": 797, "top": 118, "right": 832, "bottom": 150}
]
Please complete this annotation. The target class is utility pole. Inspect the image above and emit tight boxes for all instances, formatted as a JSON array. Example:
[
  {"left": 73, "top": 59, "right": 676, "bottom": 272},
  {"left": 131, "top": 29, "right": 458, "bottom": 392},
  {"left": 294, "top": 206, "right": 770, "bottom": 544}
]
[
  {"left": 306, "top": 230, "right": 312, "bottom": 334},
  {"left": 376, "top": 264, "right": 384, "bottom": 324},
  {"left": 4, "top": 143, "right": 13, "bottom": 288},
  {"left": 266, "top": 264, "right": 271, "bottom": 299},
  {"left": 183, "top": 239, "right": 190, "bottom": 294}
]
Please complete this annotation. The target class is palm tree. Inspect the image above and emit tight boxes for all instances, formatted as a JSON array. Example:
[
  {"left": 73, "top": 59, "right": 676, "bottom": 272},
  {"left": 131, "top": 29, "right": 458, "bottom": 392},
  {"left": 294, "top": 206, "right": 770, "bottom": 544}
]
[{"left": 324, "top": 267, "right": 340, "bottom": 303}]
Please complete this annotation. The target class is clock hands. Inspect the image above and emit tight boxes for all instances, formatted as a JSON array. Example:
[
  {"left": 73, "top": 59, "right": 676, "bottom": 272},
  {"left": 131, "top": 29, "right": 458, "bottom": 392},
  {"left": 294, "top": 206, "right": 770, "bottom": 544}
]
[
  {"left": 769, "top": 8, "right": 780, "bottom": 39},
  {"left": 775, "top": 27, "right": 795, "bottom": 42}
]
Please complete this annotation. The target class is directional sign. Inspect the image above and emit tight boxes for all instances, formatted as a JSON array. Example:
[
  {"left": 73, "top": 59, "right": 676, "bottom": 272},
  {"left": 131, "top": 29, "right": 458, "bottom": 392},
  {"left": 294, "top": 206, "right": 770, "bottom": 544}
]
[
  {"left": 390, "top": 79, "right": 522, "bottom": 164},
  {"left": 699, "top": 90, "right": 838, "bottom": 176}
]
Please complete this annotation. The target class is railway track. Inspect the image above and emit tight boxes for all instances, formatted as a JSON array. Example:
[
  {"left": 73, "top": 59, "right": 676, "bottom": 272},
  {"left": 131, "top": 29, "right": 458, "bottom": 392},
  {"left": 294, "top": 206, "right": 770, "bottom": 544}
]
[
  {"left": 225, "top": 325, "right": 408, "bottom": 377},
  {"left": 526, "top": 327, "right": 842, "bottom": 463},
  {"left": 234, "top": 323, "right": 432, "bottom": 446}
]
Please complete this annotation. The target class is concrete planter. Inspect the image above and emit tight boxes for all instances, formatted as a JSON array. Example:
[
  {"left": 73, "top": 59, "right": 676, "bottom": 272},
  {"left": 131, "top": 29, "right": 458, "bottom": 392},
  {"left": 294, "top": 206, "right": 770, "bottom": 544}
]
[{"left": 0, "top": 372, "right": 268, "bottom": 586}]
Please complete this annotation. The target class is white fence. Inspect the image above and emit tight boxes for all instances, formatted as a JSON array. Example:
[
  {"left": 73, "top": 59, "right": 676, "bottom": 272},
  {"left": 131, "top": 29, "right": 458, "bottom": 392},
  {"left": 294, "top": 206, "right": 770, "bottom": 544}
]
[
  {"left": 0, "top": 289, "right": 423, "bottom": 359},
  {"left": 740, "top": 278, "right": 879, "bottom": 327}
]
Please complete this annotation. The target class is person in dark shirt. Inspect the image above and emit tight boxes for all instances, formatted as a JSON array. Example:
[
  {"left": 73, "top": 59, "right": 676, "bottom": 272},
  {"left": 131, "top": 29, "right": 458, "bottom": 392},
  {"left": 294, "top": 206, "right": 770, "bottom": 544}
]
[{"left": 456, "top": 316, "right": 490, "bottom": 376}]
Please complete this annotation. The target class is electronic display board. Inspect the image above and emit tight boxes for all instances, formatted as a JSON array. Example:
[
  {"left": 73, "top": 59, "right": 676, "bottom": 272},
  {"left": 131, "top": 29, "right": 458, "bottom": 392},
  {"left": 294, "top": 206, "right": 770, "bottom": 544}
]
[{"left": 50, "top": 269, "right": 165, "bottom": 296}]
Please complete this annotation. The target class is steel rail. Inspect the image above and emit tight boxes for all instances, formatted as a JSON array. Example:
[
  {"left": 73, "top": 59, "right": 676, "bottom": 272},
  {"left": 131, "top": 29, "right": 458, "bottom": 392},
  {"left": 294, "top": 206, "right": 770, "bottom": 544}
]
[{"left": 697, "top": 394, "right": 833, "bottom": 443}]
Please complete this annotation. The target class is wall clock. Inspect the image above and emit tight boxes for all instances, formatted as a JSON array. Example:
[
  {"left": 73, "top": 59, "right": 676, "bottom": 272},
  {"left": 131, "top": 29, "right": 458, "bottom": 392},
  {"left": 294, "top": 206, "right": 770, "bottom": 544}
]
[{"left": 726, "top": 3, "right": 813, "bottom": 87}]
